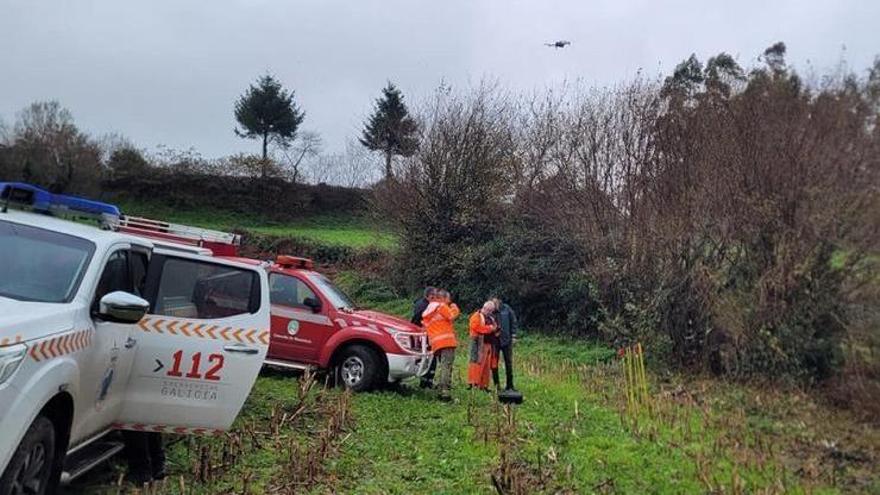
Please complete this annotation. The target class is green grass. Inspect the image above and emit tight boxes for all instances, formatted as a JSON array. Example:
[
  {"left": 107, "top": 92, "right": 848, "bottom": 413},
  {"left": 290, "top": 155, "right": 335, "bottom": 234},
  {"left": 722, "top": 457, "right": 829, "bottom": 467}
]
[
  {"left": 113, "top": 198, "right": 397, "bottom": 250},
  {"left": 323, "top": 332, "right": 829, "bottom": 494},
  {"left": 69, "top": 275, "right": 877, "bottom": 494}
]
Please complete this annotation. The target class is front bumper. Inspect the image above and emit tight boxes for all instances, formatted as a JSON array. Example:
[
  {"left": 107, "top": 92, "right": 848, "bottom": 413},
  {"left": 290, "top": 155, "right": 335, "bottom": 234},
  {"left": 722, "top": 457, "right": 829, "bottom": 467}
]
[{"left": 386, "top": 352, "right": 432, "bottom": 381}]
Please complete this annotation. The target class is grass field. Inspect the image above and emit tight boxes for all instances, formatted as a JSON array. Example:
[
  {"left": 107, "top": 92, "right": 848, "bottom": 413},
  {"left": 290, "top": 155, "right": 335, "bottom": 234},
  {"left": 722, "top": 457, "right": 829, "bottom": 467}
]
[
  {"left": 70, "top": 272, "right": 879, "bottom": 494},
  {"left": 113, "top": 199, "right": 397, "bottom": 250}
]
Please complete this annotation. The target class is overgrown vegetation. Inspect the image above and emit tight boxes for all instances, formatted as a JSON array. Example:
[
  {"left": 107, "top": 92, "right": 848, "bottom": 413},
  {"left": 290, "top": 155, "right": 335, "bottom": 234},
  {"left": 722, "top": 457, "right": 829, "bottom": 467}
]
[
  {"left": 375, "top": 44, "right": 880, "bottom": 386},
  {"left": 69, "top": 273, "right": 879, "bottom": 494}
]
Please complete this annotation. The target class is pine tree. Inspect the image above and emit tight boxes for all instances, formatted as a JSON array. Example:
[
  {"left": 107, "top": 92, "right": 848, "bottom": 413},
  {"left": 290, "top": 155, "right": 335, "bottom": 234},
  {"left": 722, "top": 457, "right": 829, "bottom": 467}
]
[
  {"left": 235, "top": 75, "right": 305, "bottom": 168},
  {"left": 360, "top": 83, "right": 419, "bottom": 179}
]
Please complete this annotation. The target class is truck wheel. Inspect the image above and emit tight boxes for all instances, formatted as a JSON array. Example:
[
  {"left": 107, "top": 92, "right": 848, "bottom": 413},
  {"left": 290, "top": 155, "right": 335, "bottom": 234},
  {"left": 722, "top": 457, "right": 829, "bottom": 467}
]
[
  {"left": 337, "top": 345, "right": 381, "bottom": 392},
  {"left": 0, "top": 415, "right": 56, "bottom": 495}
]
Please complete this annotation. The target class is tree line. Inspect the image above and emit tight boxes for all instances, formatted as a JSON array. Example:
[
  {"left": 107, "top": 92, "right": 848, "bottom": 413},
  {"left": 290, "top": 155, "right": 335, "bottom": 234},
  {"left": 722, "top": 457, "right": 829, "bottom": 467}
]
[
  {"left": 373, "top": 43, "right": 880, "bottom": 394},
  {"left": 0, "top": 76, "right": 420, "bottom": 193}
]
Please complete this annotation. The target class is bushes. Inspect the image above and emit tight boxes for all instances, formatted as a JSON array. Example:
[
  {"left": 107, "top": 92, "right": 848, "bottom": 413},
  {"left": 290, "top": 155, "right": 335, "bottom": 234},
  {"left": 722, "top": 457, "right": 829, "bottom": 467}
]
[
  {"left": 375, "top": 47, "right": 880, "bottom": 384},
  {"left": 104, "top": 168, "right": 366, "bottom": 220},
  {"left": 238, "top": 231, "right": 390, "bottom": 275},
  {"left": 239, "top": 231, "right": 354, "bottom": 265}
]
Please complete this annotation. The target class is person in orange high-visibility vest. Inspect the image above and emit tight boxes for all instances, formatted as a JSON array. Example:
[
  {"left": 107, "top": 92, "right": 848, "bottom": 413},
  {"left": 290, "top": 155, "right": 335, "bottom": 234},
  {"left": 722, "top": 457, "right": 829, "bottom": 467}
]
[
  {"left": 468, "top": 301, "right": 499, "bottom": 390},
  {"left": 421, "top": 289, "right": 460, "bottom": 400}
]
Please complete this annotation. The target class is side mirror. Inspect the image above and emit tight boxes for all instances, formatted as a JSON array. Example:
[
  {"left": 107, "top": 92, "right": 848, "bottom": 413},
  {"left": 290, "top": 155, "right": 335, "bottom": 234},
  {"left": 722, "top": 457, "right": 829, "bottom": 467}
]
[
  {"left": 302, "top": 296, "right": 322, "bottom": 313},
  {"left": 98, "top": 291, "right": 150, "bottom": 324}
]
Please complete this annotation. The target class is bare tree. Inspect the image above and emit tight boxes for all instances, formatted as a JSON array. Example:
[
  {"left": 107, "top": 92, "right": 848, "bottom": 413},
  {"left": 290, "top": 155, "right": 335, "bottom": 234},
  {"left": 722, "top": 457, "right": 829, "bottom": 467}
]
[
  {"left": 374, "top": 82, "right": 516, "bottom": 249},
  {"left": 96, "top": 132, "right": 137, "bottom": 166},
  {"left": 0, "top": 116, "right": 10, "bottom": 145},
  {"left": 306, "top": 141, "right": 382, "bottom": 187},
  {"left": 277, "top": 130, "right": 322, "bottom": 183},
  {"left": 12, "top": 101, "right": 102, "bottom": 193}
]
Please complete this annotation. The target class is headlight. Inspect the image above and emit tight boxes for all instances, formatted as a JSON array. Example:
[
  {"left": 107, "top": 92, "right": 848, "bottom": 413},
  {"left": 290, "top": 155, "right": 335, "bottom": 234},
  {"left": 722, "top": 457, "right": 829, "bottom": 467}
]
[
  {"left": 385, "top": 327, "right": 418, "bottom": 352},
  {"left": 0, "top": 344, "right": 27, "bottom": 385}
]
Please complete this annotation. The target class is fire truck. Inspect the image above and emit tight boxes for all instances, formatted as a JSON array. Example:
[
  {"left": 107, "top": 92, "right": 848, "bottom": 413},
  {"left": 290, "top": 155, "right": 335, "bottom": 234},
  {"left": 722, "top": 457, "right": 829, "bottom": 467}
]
[
  {"left": 0, "top": 182, "right": 272, "bottom": 492},
  {"left": 260, "top": 255, "right": 430, "bottom": 392}
]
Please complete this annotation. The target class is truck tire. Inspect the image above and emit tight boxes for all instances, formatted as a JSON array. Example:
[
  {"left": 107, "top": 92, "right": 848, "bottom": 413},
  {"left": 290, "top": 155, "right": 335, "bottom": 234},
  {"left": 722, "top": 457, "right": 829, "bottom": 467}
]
[
  {"left": 0, "top": 415, "right": 56, "bottom": 495},
  {"left": 336, "top": 345, "right": 382, "bottom": 392}
]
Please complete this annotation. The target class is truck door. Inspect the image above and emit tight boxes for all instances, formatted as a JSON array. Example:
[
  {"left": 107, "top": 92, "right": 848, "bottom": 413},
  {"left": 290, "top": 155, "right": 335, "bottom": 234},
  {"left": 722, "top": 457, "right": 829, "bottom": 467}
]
[
  {"left": 268, "top": 273, "right": 335, "bottom": 363},
  {"left": 115, "top": 252, "right": 270, "bottom": 433},
  {"left": 74, "top": 246, "right": 143, "bottom": 438}
]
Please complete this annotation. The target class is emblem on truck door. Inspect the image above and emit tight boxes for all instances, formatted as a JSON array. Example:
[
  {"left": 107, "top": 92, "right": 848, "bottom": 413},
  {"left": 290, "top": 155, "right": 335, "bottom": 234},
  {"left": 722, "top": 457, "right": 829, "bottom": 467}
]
[{"left": 287, "top": 320, "right": 300, "bottom": 336}]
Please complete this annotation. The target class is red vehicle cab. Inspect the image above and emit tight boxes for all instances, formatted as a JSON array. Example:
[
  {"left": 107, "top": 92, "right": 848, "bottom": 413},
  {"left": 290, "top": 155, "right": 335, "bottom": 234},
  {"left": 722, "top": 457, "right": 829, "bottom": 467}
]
[{"left": 225, "top": 255, "right": 431, "bottom": 392}]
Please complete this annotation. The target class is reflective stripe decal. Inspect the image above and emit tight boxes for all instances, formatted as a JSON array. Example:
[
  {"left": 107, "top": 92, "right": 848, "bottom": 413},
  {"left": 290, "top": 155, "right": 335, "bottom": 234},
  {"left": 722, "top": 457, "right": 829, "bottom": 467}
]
[
  {"left": 271, "top": 305, "right": 333, "bottom": 326},
  {"left": 138, "top": 316, "right": 270, "bottom": 345},
  {"left": 29, "top": 329, "right": 92, "bottom": 362}
]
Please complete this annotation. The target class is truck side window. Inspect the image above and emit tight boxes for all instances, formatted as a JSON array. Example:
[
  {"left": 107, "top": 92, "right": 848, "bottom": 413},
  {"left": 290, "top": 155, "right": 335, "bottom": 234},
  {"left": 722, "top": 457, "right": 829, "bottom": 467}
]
[
  {"left": 269, "top": 274, "right": 317, "bottom": 309},
  {"left": 153, "top": 257, "right": 259, "bottom": 319},
  {"left": 93, "top": 250, "right": 131, "bottom": 312}
]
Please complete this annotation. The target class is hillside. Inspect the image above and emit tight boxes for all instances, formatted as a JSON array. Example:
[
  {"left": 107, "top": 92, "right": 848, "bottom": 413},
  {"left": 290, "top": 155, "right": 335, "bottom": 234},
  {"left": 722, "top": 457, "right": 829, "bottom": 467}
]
[{"left": 114, "top": 198, "right": 397, "bottom": 250}]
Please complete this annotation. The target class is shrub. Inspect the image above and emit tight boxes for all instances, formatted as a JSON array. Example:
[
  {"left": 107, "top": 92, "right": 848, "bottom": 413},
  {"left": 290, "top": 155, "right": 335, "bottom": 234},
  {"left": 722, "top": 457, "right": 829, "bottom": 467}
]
[{"left": 375, "top": 48, "right": 880, "bottom": 385}]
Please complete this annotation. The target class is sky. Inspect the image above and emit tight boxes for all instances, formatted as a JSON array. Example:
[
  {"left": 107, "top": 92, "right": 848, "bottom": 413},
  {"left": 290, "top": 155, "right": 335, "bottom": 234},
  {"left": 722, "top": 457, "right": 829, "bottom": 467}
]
[{"left": 1, "top": 0, "right": 878, "bottom": 158}]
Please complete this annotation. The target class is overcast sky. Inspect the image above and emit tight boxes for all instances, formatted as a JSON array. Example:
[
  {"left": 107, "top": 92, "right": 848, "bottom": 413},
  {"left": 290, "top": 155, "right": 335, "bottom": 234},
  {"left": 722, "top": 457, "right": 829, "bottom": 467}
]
[{"left": 1, "top": 0, "right": 878, "bottom": 158}]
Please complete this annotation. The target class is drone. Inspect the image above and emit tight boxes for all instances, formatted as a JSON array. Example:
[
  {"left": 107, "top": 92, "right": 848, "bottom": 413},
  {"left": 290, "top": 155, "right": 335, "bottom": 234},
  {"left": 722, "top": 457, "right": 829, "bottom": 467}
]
[{"left": 545, "top": 40, "right": 571, "bottom": 49}]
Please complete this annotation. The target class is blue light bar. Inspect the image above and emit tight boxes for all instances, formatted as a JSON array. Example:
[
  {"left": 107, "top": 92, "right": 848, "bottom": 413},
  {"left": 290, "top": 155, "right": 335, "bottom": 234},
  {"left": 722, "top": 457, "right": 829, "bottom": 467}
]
[{"left": 0, "top": 182, "right": 121, "bottom": 220}]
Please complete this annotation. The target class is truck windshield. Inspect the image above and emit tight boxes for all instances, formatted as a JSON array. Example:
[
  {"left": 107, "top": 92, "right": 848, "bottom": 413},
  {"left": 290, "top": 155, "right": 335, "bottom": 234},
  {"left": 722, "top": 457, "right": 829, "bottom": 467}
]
[
  {"left": 308, "top": 273, "right": 355, "bottom": 310},
  {"left": 0, "top": 220, "right": 96, "bottom": 303}
]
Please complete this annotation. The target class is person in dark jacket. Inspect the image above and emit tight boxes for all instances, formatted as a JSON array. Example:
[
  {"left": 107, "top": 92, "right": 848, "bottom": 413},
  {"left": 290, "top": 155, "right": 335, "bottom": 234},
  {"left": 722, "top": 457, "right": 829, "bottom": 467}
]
[
  {"left": 491, "top": 297, "right": 518, "bottom": 391},
  {"left": 411, "top": 287, "right": 436, "bottom": 326}
]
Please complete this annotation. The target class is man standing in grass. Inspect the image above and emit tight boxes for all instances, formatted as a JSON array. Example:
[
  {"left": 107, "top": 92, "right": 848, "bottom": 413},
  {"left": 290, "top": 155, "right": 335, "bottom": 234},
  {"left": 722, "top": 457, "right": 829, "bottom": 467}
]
[
  {"left": 491, "top": 296, "right": 518, "bottom": 391},
  {"left": 421, "top": 289, "right": 460, "bottom": 401}
]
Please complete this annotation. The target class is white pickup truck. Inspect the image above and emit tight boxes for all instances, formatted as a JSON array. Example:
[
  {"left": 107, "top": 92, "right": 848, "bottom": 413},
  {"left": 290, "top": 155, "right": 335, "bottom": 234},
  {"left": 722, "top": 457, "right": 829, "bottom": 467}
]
[{"left": 0, "top": 184, "right": 271, "bottom": 494}]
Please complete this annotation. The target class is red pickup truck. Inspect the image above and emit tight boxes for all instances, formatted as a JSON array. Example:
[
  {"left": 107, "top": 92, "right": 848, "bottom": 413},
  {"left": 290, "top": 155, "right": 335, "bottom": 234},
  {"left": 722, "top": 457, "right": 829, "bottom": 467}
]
[{"left": 233, "top": 256, "right": 431, "bottom": 391}]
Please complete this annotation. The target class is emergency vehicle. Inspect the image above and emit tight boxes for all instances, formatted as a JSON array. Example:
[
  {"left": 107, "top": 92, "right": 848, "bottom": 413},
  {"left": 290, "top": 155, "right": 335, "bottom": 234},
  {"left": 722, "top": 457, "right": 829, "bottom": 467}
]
[
  {"left": 0, "top": 183, "right": 271, "bottom": 493},
  {"left": 103, "top": 197, "right": 433, "bottom": 392},
  {"left": 113, "top": 212, "right": 433, "bottom": 391},
  {"left": 260, "top": 256, "right": 431, "bottom": 392}
]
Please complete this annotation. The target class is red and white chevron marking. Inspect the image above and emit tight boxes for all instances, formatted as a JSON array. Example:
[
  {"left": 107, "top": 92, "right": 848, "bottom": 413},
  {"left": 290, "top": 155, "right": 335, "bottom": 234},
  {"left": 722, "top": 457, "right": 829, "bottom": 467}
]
[
  {"left": 111, "top": 422, "right": 225, "bottom": 436},
  {"left": 28, "top": 329, "right": 93, "bottom": 362},
  {"left": 0, "top": 335, "right": 23, "bottom": 347},
  {"left": 137, "top": 316, "right": 269, "bottom": 345}
]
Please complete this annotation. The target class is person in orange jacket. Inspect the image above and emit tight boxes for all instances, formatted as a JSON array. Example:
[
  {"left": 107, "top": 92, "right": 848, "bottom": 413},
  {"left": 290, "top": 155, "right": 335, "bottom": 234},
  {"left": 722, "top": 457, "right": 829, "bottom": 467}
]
[
  {"left": 421, "top": 289, "right": 460, "bottom": 401},
  {"left": 468, "top": 301, "right": 499, "bottom": 390}
]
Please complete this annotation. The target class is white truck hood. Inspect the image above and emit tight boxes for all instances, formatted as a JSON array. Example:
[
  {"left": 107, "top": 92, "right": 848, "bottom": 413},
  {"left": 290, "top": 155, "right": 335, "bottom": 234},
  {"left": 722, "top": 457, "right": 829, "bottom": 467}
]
[{"left": 0, "top": 296, "right": 77, "bottom": 345}]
